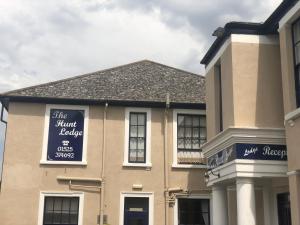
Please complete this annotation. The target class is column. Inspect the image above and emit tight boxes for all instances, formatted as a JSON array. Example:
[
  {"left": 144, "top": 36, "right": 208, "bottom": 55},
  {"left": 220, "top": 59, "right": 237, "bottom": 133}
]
[
  {"left": 262, "top": 182, "right": 273, "bottom": 225},
  {"left": 212, "top": 185, "right": 228, "bottom": 225},
  {"left": 236, "top": 178, "right": 256, "bottom": 225}
]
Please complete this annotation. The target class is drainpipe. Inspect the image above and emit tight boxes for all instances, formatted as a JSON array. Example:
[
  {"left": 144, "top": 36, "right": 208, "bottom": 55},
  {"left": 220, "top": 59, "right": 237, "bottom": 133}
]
[
  {"left": 164, "top": 94, "right": 170, "bottom": 225},
  {"left": 100, "top": 103, "right": 108, "bottom": 225}
]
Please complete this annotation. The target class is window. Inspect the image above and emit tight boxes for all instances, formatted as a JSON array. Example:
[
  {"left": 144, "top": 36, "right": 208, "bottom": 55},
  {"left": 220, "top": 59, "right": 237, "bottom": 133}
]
[
  {"left": 43, "top": 197, "right": 79, "bottom": 225},
  {"left": 124, "top": 108, "right": 151, "bottom": 167},
  {"left": 177, "top": 199, "right": 210, "bottom": 225},
  {"left": 38, "top": 192, "right": 84, "bottom": 225},
  {"left": 129, "top": 113, "right": 147, "bottom": 163},
  {"left": 173, "top": 109, "right": 206, "bottom": 168},
  {"left": 215, "top": 64, "right": 223, "bottom": 132},
  {"left": 293, "top": 19, "right": 300, "bottom": 107},
  {"left": 41, "top": 105, "right": 89, "bottom": 165}
]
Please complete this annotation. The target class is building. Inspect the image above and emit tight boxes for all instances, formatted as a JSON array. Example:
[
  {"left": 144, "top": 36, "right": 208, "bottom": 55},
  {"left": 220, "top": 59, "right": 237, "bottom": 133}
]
[
  {"left": 0, "top": 60, "right": 210, "bottom": 225},
  {"left": 200, "top": 1, "right": 300, "bottom": 225}
]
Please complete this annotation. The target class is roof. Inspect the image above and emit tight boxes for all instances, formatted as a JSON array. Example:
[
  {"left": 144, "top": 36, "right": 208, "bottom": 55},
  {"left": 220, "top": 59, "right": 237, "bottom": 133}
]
[
  {"left": 201, "top": 0, "right": 299, "bottom": 66},
  {"left": 1, "top": 60, "right": 205, "bottom": 108}
]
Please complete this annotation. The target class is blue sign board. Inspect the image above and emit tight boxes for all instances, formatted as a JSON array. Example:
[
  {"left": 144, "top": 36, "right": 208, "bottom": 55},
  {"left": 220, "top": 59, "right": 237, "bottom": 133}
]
[
  {"left": 47, "top": 109, "right": 85, "bottom": 161},
  {"left": 208, "top": 143, "right": 287, "bottom": 170}
]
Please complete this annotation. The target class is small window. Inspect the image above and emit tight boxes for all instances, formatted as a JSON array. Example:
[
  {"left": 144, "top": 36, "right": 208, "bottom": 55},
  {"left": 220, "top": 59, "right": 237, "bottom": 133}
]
[
  {"left": 178, "top": 199, "right": 210, "bottom": 225},
  {"left": 177, "top": 114, "right": 207, "bottom": 151},
  {"left": 173, "top": 110, "right": 207, "bottom": 167},
  {"left": 129, "top": 112, "right": 147, "bottom": 163},
  {"left": 293, "top": 19, "right": 300, "bottom": 107},
  {"left": 124, "top": 108, "right": 151, "bottom": 167},
  {"left": 43, "top": 197, "right": 79, "bottom": 225}
]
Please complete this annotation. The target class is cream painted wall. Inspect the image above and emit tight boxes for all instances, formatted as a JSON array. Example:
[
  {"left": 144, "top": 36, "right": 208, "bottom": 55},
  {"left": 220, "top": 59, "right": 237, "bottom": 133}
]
[{"left": 0, "top": 102, "right": 209, "bottom": 225}]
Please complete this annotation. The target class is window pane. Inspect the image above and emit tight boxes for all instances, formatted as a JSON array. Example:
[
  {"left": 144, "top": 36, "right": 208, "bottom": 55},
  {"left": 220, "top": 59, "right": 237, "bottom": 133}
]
[
  {"left": 178, "top": 116, "right": 184, "bottom": 126},
  {"left": 138, "top": 126, "right": 145, "bottom": 137},
  {"left": 54, "top": 198, "right": 62, "bottom": 211},
  {"left": 178, "top": 138, "right": 184, "bottom": 149},
  {"left": 200, "top": 116, "right": 206, "bottom": 127},
  {"left": 138, "top": 114, "right": 145, "bottom": 125},
  {"left": 185, "top": 116, "right": 192, "bottom": 126},
  {"left": 200, "top": 128, "right": 207, "bottom": 139},
  {"left": 130, "top": 114, "right": 138, "bottom": 125},
  {"left": 44, "top": 213, "right": 52, "bottom": 224},
  {"left": 185, "top": 128, "right": 192, "bottom": 137},
  {"left": 192, "top": 139, "right": 200, "bottom": 149},
  {"left": 193, "top": 116, "right": 200, "bottom": 126},
  {"left": 61, "top": 213, "right": 69, "bottom": 223},
  {"left": 185, "top": 138, "right": 192, "bottom": 149},
  {"left": 130, "top": 138, "right": 137, "bottom": 150},
  {"left": 137, "top": 138, "right": 144, "bottom": 149},
  {"left": 137, "top": 149, "right": 145, "bottom": 161},
  {"left": 130, "top": 126, "right": 138, "bottom": 137},
  {"left": 295, "top": 43, "right": 300, "bottom": 65},
  {"left": 62, "top": 198, "right": 70, "bottom": 211},
  {"left": 45, "top": 198, "right": 54, "bottom": 211},
  {"left": 70, "top": 198, "right": 79, "bottom": 211},
  {"left": 294, "top": 20, "right": 300, "bottom": 43},
  {"left": 178, "top": 128, "right": 184, "bottom": 137},
  {"left": 193, "top": 128, "right": 200, "bottom": 137},
  {"left": 129, "top": 149, "right": 137, "bottom": 161}
]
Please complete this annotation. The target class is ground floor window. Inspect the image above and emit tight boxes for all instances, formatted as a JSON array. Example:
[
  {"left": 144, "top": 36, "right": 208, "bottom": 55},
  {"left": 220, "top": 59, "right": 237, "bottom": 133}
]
[
  {"left": 43, "top": 197, "right": 79, "bottom": 225},
  {"left": 38, "top": 192, "right": 83, "bottom": 225},
  {"left": 178, "top": 198, "right": 210, "bottom": 225}
]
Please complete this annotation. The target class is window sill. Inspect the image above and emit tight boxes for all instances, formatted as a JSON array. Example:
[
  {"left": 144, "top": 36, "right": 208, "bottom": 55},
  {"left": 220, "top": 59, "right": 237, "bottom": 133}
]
[
  {"left": 40, "top": 160, "right": 87, "bottom": 166},
  {"left": 122, "top": 162, "right": 152, "bottom": 168},
  {"left": 172, "top": 163, "right": 207, "bottom": 169}
]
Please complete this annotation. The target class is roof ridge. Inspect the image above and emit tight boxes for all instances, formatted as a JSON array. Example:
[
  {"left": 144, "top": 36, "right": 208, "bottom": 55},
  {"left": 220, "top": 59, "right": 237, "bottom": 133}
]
[
  {"left": 143, "top": 59, "right": 204, "bottom": 78},
  {"left": 2, "top": 59, "right": 203, "bottom": 95}
]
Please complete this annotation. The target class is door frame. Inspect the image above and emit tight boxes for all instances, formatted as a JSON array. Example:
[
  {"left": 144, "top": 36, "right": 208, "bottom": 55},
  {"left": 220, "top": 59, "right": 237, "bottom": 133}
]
[{"left": 119, "top": 192, "right": 154, "bottom": 225}]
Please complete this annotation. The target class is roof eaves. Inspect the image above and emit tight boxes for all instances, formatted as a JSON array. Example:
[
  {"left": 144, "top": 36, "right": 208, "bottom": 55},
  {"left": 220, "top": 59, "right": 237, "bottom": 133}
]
[{"left": 200, "top": 0, "right": 299, "bottom": 66}]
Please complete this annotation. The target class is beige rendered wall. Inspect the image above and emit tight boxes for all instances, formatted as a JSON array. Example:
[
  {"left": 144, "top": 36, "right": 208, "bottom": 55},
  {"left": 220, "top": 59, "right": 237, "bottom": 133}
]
[
  {"left": 0, "top": 102, "right": 209, "bottom": 225},
  {"left": 231, "top": 42, "right": 284, "bottom": 128}
]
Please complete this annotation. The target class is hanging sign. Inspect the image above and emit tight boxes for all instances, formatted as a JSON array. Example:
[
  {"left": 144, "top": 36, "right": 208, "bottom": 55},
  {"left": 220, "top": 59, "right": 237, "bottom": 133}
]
[{"left": 47, "top": 109, "right": 85, "bottom": 161}]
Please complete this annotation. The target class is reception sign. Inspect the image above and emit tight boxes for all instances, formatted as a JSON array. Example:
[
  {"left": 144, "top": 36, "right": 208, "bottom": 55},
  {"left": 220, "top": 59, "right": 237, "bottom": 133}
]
[
  {"left": 208, "top": 143, "right": 287, "bottom": 170},
  {"left": 47, "top": 109, "right": 85, "bottom": 161}
]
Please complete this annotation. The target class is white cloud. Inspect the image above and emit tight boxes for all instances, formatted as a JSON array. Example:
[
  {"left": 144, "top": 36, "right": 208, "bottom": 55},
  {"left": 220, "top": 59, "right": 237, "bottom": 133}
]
[{"left": 0, "top": 0, "right": 282, "bottom": 92}]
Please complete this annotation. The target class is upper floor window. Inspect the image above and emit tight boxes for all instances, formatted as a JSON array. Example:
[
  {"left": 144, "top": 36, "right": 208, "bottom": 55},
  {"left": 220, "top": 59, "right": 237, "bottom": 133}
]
[
  {"left": 292, "top": 19, "right": 300, "bottom": 107},
  {"left": 41, "top": 105, "right": 89, "bottom": 165},
  {"left": 124, "top": 108, "right": 151, "bottom": 167},
  {"left": 173, "top": 109, "right": 206, "bottom": 168},
  {"left": 129, "top": 112, "right": 146, "bottom": 163}
]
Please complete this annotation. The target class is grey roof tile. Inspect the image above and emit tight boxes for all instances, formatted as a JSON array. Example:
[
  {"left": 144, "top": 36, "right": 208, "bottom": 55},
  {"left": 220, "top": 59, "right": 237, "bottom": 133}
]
[{"left": 3, "top": 60, "right": 205, "bottom": 104}]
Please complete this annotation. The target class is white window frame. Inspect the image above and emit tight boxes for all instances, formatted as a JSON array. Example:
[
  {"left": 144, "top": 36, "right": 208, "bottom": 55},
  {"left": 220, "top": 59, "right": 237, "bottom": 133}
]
[
  {"left": 172, "top": 109, "right": 206, "bottom": 168},
  {"left": 173, "top": 194, "right": 212, "bottom": 225},
  {"left": 37, "top": 191, "right": 84, "bottom": 225},
  {"left": 40, "top": 104, "right": 89, "bottom": 165},
  {"left": 123, "top": 107, "right": 152, "bottom": 167},
  {"left": 119, "top": 192, "right": 154, "bottom": 225}
]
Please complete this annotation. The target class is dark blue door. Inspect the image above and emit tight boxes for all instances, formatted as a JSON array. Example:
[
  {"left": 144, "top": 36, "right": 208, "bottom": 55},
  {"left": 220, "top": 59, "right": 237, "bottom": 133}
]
[{"left": 124, "top": 197, "right": 149, "bottom": 225}]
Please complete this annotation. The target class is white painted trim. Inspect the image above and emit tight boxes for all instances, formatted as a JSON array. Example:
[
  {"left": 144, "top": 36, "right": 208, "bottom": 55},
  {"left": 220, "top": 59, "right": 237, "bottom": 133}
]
[
  {"left": 279, "top": 1, "right": 300, "bottom": 30},
  {"left": 285, "top": 107, "right": 300, "bottom": 122},
  {"left": 171, "top": 163, "right": 207, "bottom": 169},
  {"left": 172, "top": 109, "right": 206, "bottom": 167},
  {"left": 119, "top": 192, "right": 154, "bottom": 225},
  {"left": 124, "top": 108, "right": 151, "bottom": 167},
  {"left": 205, "top": 34, "right": 279, "bottom": 73},
  {"left": 37, "top": 191, "right": 84, "bottom": 225},
  {"left": 40, "top": 104, "right": 89, "bottom": 165},
  {"left": 173, "top": 194, "right": 212, "bottom": 225},
  {"left": 287, "top": 170, "right": 300, "bottom": 176},
  {"left": 202, "top": 127, "right": 286, "bottom": 158},
  {"left": 206, "top": 159, "right": 288, "bottom": 186}
]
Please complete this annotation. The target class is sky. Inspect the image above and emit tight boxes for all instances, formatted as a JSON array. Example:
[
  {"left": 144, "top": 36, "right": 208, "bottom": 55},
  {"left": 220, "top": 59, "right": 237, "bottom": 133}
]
[{"left": 0, "top": 0, "right": 282, "bottom": 93}]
